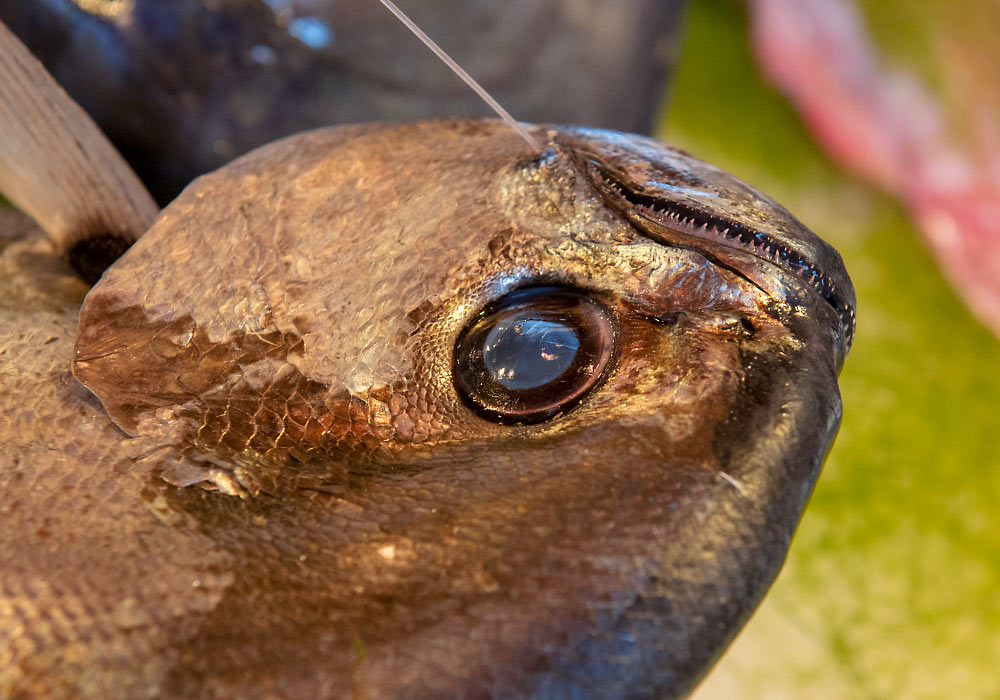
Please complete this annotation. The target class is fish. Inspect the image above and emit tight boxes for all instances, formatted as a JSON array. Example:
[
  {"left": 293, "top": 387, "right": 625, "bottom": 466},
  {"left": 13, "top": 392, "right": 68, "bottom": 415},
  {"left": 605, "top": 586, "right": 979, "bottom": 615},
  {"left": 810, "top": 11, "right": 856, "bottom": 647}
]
[
  {"left": 750, "top": 0, "right": 1000, "bottom": 344},
  {"left": 0, "top": 8, "right": 855, "bottom": 700},
  {"left": 0, "top": 0, "right": 685, "bottom": 203}
]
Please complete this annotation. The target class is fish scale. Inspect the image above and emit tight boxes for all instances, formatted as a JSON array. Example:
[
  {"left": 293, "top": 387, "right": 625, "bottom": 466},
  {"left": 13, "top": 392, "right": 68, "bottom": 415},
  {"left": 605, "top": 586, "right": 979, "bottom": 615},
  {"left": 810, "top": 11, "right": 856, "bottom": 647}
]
[{"left": 0, "top": 6, "right": 852, "bottom": 699}]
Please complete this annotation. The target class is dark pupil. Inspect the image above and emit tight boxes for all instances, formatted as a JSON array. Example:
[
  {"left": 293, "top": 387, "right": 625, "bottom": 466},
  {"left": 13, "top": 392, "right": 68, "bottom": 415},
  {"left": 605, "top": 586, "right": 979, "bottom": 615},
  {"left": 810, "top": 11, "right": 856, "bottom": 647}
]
[
  {"left": 483, "top": 317, "right": 581, "bottom": 390},
  {"left": 454, "top": 287, "right": 616, "bottom": 424}
]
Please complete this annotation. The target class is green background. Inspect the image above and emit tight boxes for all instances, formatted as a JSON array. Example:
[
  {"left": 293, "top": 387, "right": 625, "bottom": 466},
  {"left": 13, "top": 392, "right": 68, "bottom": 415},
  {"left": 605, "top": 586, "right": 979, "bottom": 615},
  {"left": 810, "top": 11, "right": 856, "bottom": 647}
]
[
  {"left": 664, "top": 2, "right": 999, "bottom": 698},
  {"left": 2, "top": 2, "right": 995, "bottom": 696}
]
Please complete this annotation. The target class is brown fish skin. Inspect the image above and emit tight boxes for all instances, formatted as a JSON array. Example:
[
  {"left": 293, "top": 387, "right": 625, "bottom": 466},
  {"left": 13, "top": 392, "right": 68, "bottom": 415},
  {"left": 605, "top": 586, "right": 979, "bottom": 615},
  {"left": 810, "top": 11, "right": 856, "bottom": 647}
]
[{"left": 3, "top": 120, "right": 850, "bottom": 699}]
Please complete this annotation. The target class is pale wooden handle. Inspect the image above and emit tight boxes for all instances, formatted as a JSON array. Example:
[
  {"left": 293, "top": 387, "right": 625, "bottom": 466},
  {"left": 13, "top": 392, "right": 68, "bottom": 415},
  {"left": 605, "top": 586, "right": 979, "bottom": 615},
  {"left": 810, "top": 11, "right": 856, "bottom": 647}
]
[{"left": 0, "top": 20, "right": 158, "bottom": 248}]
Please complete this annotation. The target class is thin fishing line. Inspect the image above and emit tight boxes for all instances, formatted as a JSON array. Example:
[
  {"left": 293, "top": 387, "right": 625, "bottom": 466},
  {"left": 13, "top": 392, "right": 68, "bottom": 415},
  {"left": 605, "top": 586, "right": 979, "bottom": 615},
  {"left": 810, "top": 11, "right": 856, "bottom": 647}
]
[{"left": 376, "top": 0, "right": 542, "bottom": 151}]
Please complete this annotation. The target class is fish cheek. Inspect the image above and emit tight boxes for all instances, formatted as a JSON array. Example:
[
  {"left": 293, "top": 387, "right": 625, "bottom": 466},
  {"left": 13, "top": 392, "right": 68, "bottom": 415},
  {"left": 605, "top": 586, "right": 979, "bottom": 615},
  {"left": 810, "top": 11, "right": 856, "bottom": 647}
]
[
  {"left": 602, "top": 312, "right": 748, "bottom": 464},
  {"left": 72, "top": 295, "right": 408, "bottom": 496}
]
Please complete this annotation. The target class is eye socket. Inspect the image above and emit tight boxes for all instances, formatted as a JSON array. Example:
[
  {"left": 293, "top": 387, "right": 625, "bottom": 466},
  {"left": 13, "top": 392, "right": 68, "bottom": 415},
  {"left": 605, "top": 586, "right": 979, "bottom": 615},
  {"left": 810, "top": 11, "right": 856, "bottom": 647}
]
[{"left": 454, "top": 287, "right": 616, "bottom": 424}]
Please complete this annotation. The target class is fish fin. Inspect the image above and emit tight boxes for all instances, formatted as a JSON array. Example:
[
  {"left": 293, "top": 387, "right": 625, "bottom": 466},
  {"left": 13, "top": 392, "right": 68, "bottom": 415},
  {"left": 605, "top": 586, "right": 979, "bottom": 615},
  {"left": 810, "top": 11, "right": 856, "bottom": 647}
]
[{"left": 0, "top": 20, "right": 157, "bottom": 261}]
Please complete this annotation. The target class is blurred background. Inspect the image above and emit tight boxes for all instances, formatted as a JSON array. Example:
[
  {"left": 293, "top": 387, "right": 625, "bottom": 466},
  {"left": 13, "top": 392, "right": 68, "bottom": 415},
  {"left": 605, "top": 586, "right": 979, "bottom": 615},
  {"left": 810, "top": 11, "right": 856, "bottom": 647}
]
[
  {"left": 670, "top": 2, "right": 1000, "bottom": 698},
  {"left": 2, "top": 0, "right": 997, "bottom": 696}
]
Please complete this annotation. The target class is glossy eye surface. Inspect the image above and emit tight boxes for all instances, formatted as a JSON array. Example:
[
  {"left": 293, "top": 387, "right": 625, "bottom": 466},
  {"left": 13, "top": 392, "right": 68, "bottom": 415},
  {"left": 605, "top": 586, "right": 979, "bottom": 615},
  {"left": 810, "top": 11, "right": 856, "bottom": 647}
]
[{"left": 454, "top": 287, "right": 616, "bottom": 424}]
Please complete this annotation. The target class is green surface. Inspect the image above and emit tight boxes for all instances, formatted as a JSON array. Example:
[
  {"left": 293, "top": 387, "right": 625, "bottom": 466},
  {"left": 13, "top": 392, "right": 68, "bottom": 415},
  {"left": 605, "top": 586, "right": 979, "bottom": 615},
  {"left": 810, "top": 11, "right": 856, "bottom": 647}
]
[{"left": 663, "top": 2, "right": 1000, "bottom": 698}]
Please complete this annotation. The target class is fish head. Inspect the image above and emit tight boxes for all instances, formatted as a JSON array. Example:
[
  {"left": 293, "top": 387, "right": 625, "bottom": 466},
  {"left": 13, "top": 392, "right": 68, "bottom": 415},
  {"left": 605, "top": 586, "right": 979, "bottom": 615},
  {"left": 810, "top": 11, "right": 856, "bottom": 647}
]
[{"left": 71, "top": 119, "right": 853, "bottom": 697}]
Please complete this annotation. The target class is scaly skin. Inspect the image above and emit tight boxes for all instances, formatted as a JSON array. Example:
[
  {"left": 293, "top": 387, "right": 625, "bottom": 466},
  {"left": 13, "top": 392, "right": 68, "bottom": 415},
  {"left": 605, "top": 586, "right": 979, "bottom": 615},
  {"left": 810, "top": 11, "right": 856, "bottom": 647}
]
[{"left": 1, "top": 120, "right": 853, "bottom": 698}]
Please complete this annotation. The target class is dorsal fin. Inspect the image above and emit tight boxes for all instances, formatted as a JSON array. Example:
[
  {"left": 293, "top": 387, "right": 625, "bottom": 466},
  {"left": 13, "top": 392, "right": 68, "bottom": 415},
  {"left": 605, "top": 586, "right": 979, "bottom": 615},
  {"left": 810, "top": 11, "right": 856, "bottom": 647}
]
[{"left": 0, "top": 20, "right": 157, "bottom": 260}]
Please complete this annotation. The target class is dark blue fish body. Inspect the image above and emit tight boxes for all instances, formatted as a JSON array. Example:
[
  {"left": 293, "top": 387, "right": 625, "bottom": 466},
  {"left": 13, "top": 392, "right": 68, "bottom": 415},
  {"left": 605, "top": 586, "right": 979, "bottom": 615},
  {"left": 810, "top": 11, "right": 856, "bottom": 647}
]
[
  {"left": 0, "top": 5, "right": 857, "bottom": 698},
  {"left": 0, "top": 0, "right": 684, "bottom": 201}
]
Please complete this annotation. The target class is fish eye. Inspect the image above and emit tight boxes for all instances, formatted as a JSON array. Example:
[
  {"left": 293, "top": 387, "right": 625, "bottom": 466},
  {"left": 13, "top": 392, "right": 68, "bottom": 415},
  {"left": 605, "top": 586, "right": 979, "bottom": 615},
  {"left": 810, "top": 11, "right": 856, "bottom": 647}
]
[{"left": 453, "top": 287, "right": 616, "bottom": 424}]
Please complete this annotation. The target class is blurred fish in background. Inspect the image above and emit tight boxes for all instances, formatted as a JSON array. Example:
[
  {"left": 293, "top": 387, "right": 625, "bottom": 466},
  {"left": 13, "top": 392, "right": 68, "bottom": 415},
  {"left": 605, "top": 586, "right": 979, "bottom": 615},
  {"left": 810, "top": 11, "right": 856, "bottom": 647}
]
[
  {"left": 0, "top": 0, "right": 684, "bottom": 203},
  {"left": 749, "top": 0, "right": 1000, "bottom": 344},
  {"left": 1, "top": 1, "right": 996, "bottom": 698}
]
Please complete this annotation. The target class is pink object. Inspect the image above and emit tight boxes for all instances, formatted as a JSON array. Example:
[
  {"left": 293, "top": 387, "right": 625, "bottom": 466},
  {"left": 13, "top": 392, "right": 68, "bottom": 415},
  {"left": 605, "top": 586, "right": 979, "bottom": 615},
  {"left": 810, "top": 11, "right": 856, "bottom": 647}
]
[{"left": 748, "top": 0, "right": 1000, "bottom": 337}]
